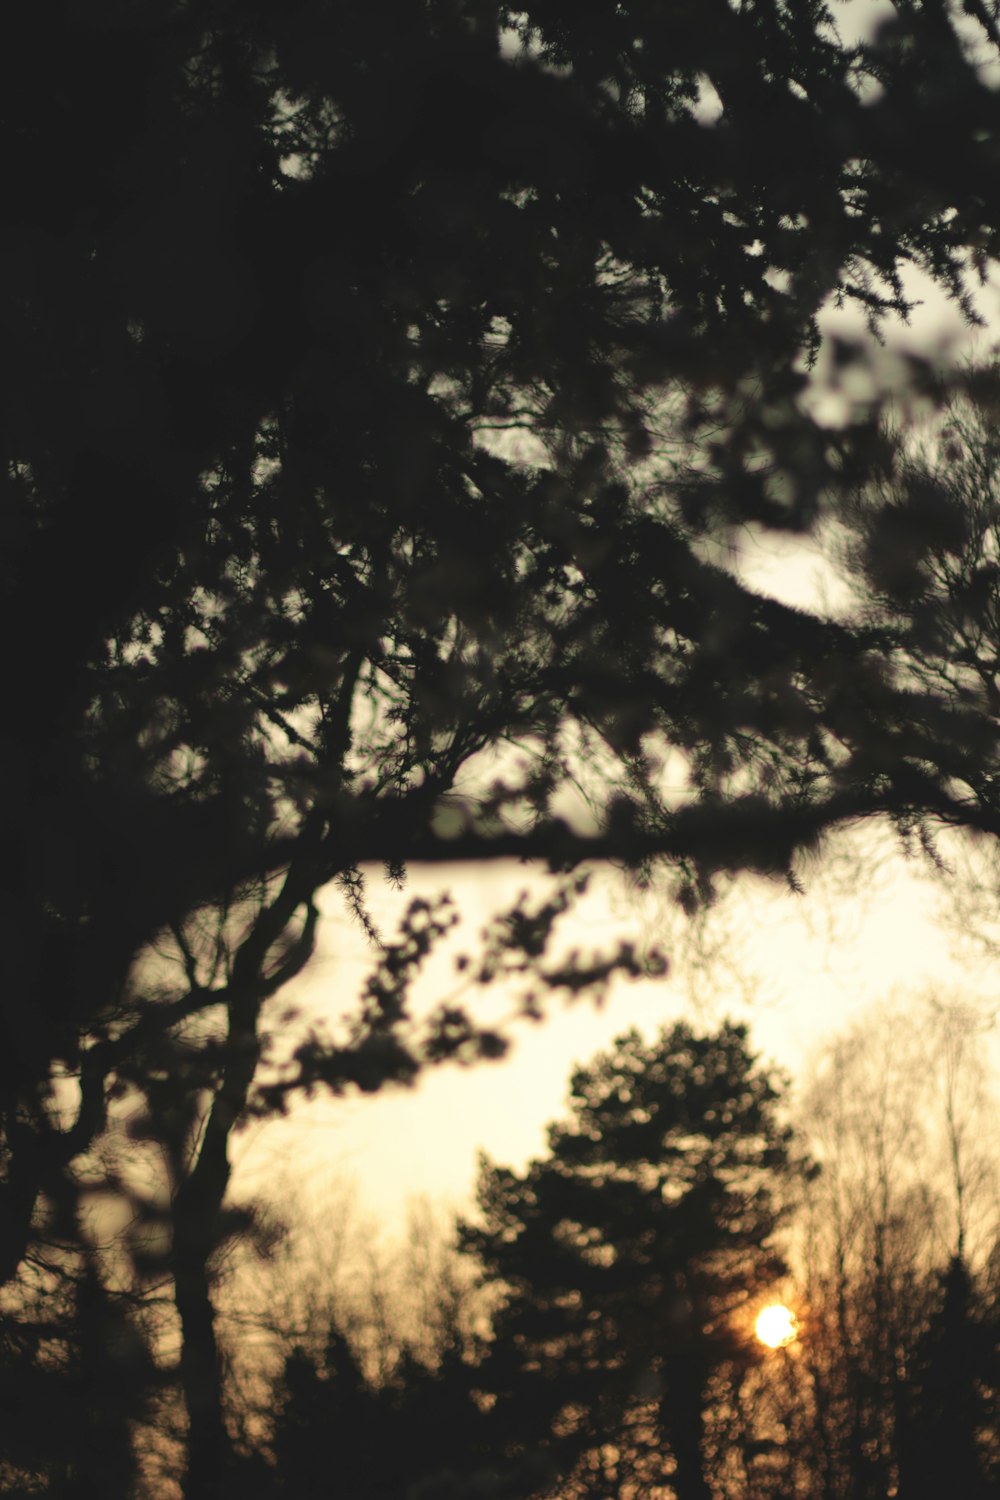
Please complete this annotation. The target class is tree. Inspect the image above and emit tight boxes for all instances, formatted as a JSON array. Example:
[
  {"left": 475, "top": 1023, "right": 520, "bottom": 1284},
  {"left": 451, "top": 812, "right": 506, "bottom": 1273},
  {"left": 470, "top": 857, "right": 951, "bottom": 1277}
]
[
  {"left": 829, "top": 370, "right": 1000, "bottom": 835},
  {"left": 775, "top": 999, "right": 1000, "bottom": 1500},
  {"left": 262, "top": 1328, "right": 500, "bottom": 1500},
  {"left": 459, "top": 1021, "right": 807, "bottom": 1499},
  {"left": 8, "top": 2, "right": 1000, "bottom": 1494},
  {"left": 229, "top": 1197, "right": 499, "bottom": 1500},
  {"left": 896, "top": 1254, "right": 998, "bottom": 1500},
  {"left": 0, "top": 1252, "right": 159, "bottom": 1499},
  {"left": 793, "top": 1011, "right": 942, "bottom": 1500}
]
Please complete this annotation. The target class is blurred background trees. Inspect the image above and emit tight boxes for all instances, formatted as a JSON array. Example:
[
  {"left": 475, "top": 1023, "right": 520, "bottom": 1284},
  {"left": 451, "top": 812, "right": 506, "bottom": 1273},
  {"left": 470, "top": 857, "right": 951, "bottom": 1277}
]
[
  {"left": 744, "top": 998, "right": 1000, "bottom": 1500},
  {"left": 146, "top": 1003, "right": 995, "bottom": 1500}
]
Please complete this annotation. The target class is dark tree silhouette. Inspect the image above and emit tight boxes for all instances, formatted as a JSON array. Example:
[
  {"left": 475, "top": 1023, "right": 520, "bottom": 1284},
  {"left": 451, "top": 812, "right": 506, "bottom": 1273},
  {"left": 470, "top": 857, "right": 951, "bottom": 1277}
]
[
  {"left": 896, "top": 1255, "right": 998, "bottom": 1500},
  {"left": 0, "top": 1255, "right": 158, "bottom": 1499},
  {"left": 264, "top": 1331, "right": 498, "bottom": 1500},
  {"left": 830, "top": 375, "right": 1000, "bottom": 850},
  {"left": 7, "top": 2, "right": 1000, "bottom": 1493},
  {"left": 720, "top": 1001, "right": 1000, "bottom": 1500},
  {"left": 460, "top": 1022, "right": 806, "bottom": 1499}
]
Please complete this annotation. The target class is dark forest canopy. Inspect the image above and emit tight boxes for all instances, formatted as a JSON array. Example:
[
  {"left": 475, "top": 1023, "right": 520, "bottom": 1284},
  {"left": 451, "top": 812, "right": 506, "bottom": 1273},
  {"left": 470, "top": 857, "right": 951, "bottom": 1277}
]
[{"left": 7, "top": 0, "right": 1000, "bottom": 1494}]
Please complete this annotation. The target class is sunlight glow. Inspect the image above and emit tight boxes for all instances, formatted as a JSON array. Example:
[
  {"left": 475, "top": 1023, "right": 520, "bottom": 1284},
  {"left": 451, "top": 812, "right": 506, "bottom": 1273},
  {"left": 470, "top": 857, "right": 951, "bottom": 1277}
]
[{"left": 755, "top": 1304, "right": 799, "bottom": 1349}]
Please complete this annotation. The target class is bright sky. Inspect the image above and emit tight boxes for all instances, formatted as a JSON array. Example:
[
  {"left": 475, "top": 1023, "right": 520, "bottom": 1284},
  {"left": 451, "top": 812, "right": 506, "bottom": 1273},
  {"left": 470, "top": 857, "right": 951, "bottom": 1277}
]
[
  {"left": 233, "top": 28, "right": 1000, "bottom": 1241},
  {"left": 234, "top": 312, "right": 1000, "bottom": 1240},
  {"left": 232, "top": 822, "right": 1000, "bottom": 1238}
]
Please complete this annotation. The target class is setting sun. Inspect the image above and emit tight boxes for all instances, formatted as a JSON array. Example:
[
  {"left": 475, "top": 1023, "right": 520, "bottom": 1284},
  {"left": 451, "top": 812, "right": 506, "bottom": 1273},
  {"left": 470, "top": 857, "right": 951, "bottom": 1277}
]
[{"left": 755, "top": 1304, "right": 799, "bottom": 1349}]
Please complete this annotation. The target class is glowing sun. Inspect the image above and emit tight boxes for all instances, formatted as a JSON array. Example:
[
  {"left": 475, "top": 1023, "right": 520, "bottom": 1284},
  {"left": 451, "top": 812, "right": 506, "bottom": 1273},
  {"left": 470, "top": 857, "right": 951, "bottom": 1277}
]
[{"left": 755, "top": 1304, "right": 799, "bottom": 1349}]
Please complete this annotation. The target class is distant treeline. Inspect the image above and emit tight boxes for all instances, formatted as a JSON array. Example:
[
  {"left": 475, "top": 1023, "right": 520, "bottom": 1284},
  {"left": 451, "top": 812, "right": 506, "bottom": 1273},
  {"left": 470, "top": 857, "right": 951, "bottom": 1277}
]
[{"left": 2, "top": 1003, "right": 996, "bottom": 1499}]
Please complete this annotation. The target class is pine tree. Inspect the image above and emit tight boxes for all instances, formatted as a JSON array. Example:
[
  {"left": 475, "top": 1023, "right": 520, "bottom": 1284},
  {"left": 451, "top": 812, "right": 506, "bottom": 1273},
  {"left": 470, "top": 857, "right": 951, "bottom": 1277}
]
[
  {"left": 461, "top": 1022, "right": 806, "bottom": 1499},
  {"left": 898, "top": 1256, "right": 997, "bottom": 1500}
]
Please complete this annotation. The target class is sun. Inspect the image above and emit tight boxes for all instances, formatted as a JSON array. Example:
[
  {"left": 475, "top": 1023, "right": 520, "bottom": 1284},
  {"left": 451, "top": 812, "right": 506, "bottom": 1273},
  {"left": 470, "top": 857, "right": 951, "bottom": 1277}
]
[{"left": 755, "top": 1303, "right": 799, "bottom": 1349}]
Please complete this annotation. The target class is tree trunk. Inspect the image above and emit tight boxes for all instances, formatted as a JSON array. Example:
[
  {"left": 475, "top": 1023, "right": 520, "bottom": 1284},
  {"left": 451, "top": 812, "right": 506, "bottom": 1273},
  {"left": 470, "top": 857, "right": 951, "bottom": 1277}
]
[
  {"left": 661, "top": 1370, "right": 712, "bottom": 1500},
  {"left": 173, "top": 1236, "right": 226, "bottom": 1500},
  {"left": 168, "top": 881, "right": 316, "bottom": 1499}
]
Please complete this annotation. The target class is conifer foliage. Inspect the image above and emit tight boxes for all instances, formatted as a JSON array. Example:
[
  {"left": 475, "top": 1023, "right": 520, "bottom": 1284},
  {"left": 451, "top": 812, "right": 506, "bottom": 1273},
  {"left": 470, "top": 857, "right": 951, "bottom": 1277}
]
[{"left": 461, "top": 1022, "right": 804, "bottom": 1499}]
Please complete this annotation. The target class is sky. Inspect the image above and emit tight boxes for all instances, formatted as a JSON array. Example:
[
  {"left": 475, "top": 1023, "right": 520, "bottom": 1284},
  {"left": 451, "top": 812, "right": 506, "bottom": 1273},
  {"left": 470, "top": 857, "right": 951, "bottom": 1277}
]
[
  {"left": 231, "top": 35, "right": 1000, "bottom": 1246},
  {"left": 232, "top": 820, "right": 1000, "bottom": 1239}
]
